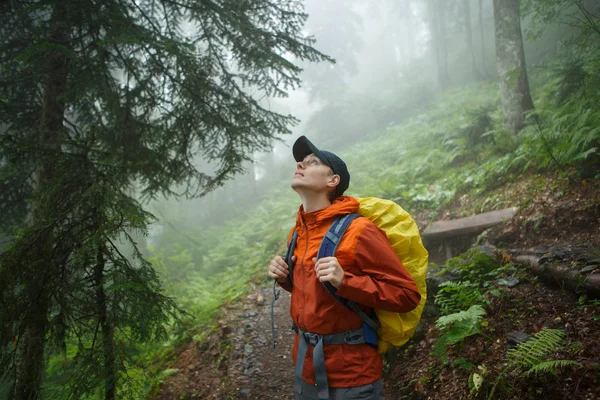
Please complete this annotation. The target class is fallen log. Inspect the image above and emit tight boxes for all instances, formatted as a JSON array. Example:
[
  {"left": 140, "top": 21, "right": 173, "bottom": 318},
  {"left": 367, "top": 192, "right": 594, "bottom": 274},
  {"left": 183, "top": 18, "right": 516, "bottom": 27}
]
[{"left": 514, "top": 255, "right": 600, "bottom": 298}]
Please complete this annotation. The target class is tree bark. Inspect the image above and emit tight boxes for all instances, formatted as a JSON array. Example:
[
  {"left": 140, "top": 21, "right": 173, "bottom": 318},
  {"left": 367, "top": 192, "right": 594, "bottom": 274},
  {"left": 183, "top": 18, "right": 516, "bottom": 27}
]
[
  {"left": 95, "top": 248, "right": 116, "bottom": 400},
  {"left": 427, "top": 0, "right": 449, "bottom": 90},
  {"left": 493, "top": 0, "right": 535, "bottom": 134},
  {"left": 13, "top": 4, "right": 69, "bottom": 399},
  {"left": 514, "top": 255, "right": 600, "bottom": 298}
]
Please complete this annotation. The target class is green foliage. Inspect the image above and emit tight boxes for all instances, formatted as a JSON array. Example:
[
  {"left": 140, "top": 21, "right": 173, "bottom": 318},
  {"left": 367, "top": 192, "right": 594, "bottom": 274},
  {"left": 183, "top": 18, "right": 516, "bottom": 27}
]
[
  {"left": 453, "top": 358, "right": 474, "bottom": 371},
  {"left": 445, "top": 248, "right": 502, "bottom": 282},
  {"left": 0, "top": 0, "right": 331, "bottom": 397},
  {"left": 147, "top": 186, "right": 297, "bottom": 338},
  {"left": 434, "top": 305, "right": 486, "bottom": 360},
  {"left": 487, "top": 329, "right": 581, "bottom": 399},
  {"left": 442, "top": 106, "right": 495, "bottom": 165},
  {"left": 435, "top": 281, "right": 483, "bottom": 315},
  {"left": 506, "top": 329, "right": 580, "bottom": 376}
]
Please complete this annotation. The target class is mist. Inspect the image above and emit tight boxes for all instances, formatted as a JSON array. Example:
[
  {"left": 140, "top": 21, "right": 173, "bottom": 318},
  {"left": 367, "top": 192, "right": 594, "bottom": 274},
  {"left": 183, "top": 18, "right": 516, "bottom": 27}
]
[{"left": 147, "top": 0, "right": 565, "bottom": 253}]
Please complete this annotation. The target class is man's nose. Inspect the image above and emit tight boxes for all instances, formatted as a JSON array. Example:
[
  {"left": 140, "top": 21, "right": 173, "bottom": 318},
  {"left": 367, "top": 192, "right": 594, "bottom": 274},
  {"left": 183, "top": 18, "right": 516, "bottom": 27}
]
[{"left": 296, "top": 161, "right": 305, "bottom": 169}]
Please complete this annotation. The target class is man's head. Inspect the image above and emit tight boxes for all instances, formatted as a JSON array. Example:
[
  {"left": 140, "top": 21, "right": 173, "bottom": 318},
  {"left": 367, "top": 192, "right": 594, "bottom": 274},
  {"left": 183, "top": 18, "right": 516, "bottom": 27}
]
[{"left": 291, "top": 136, "right": 350, "bottom": 201}]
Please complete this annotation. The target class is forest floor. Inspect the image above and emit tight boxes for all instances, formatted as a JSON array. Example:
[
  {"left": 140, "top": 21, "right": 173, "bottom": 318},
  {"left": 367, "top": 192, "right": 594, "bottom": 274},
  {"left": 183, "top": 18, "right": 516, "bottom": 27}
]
[{"left": 154, "top": 172, "right": 600, "bottom": 399}]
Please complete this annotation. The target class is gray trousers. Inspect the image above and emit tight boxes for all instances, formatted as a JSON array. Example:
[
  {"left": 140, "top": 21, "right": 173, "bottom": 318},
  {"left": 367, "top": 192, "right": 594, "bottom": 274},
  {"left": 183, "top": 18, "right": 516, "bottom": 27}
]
[{"left": 294, "top": 378, "right": 384, "bottom": 400}]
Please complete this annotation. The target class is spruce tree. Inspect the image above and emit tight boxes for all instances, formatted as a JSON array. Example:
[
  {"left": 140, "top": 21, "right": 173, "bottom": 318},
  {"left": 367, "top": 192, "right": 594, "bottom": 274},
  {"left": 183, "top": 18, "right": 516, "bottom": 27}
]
[{"left": 0, "top": 0, "right": 330, "bottom": 398}]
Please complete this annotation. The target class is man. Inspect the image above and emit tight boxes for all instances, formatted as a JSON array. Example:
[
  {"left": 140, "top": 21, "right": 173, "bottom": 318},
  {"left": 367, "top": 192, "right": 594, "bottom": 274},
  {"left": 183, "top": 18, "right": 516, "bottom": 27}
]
[{"left": 268, "top": 136, "right": 421, "bottom": 400}]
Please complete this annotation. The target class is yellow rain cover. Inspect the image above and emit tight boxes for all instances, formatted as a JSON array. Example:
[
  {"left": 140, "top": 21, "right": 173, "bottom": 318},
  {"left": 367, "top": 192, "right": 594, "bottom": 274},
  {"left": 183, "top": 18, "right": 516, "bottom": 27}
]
[{"left": 357, "top": 197, "right": 428, "bottom": 354}]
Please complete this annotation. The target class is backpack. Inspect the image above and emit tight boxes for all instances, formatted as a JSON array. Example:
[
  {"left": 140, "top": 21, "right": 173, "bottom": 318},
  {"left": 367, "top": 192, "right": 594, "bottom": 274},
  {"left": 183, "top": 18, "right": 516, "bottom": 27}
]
[{"left": 285, "top": 197, "right": 428, "bottom": 354}]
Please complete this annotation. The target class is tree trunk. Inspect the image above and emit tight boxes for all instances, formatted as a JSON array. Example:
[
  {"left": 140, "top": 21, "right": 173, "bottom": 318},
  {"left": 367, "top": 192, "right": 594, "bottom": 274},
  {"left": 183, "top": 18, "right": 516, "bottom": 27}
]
[
  {"left": 463, "top": 0, "right": 477, "bottom": 76},
  {"left": 438, "top": 2, "right": 449, "bottom": 88},
  {"left": 13, "top": 4, "right": 69, "bottom": 399},
  {"left": 493, "top": 0, "right": 535, "bottom": 133},
  {"left": 427, "top": 0, "right": 449, "bottom": 90},
  {"left": 479, "top": 0, "right": 488, "bottom": 76},
  {"left": 95, "top": 248, "right": 116, "bottom": 400}
]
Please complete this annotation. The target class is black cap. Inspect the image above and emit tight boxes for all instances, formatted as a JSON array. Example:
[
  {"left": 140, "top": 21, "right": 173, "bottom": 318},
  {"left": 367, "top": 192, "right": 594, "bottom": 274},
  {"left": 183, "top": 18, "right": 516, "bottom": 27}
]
[{"left": 292, "top": 136, "right": 350, "bottom": 198}]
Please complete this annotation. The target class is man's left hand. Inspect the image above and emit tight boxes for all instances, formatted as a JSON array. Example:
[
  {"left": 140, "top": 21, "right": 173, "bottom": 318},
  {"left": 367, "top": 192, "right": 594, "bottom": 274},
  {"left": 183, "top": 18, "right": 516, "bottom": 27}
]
[{"left": 314, "top": 257, "right": 344, "bottom": 288}]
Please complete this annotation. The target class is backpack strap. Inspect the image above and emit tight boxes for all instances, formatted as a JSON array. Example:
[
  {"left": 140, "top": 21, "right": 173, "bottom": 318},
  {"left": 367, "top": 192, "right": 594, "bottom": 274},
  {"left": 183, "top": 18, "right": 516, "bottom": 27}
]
[
  {"left": 283, "top": 213, "right": 381, "bottom": 331},
  {"left": 318, "top": 213, "right": 381, "bottom": 331},
  {"left": 284, "top": 229, "right": 298, "bottom": 286}
]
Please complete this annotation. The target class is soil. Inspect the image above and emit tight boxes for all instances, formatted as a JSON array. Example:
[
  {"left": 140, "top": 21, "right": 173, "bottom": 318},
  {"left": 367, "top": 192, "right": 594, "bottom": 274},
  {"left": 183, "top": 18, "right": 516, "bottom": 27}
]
[{"left": 154, "top": 173, "right": 600, "bottom": 400}]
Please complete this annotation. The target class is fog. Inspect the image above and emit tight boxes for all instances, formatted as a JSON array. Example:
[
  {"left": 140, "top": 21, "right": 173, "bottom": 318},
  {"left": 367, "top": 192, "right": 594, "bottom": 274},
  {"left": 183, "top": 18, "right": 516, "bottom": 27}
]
[{"left": 147, "top": 0, "right": 568, "bottom": 247}]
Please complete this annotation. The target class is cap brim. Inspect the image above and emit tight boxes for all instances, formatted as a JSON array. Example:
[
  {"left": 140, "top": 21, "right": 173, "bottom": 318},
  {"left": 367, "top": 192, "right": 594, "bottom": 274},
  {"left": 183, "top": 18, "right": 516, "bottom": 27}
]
[{"left": 292, "top": 136, "right": 329, "bottom": 167}]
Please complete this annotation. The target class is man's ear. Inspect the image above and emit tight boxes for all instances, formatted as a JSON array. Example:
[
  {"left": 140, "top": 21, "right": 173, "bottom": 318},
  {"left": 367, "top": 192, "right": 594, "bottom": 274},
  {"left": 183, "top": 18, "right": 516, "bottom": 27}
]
[{"left": 327, "top": 174, "right": 340, "bottom": 189}]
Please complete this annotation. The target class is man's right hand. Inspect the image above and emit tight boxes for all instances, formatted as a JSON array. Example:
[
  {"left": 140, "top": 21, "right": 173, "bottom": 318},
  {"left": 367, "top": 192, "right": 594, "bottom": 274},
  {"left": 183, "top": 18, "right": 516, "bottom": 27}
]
[{"left": 268, "top": 255, "right": 295, "bottom": 283}]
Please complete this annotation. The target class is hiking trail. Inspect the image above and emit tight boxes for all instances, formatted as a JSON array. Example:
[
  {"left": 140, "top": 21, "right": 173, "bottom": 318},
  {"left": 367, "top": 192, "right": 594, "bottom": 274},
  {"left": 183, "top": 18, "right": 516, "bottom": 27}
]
[{"left": 157, "top": 285, "right": 295, "bottom": 399}]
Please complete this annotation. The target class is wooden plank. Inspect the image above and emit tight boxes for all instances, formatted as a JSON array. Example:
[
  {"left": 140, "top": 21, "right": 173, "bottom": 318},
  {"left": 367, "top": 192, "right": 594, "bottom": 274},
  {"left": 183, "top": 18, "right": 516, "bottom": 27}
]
[{"left": 422, "top": 207, "right": 518, "bottom": 240}]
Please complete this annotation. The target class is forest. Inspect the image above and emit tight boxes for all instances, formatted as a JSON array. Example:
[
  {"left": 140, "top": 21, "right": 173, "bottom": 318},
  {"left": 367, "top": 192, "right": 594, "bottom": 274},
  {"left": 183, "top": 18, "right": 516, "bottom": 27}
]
[{"left": 0, "top": 0, "right": 599, "bottom": 399}]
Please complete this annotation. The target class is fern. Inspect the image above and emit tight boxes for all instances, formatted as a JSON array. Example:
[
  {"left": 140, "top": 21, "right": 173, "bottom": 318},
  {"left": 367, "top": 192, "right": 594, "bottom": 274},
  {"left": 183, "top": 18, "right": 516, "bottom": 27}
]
[
  {"left": 525, "top": 360, "right": 581, "bottom": 376},
  {"left": 434, "top": 281, "right": 482, "bottom": 315},
  {"left": 507, "top": 329, "right": 580, "bottom": 375},
  {"left": 435, "top": 305, "right": 486, "bottom": 329},
  {"left": 488, "top": 329, "right": 580, "bottom": 399},
  {"left": 553, "top": 59, "right": 587, "bottom": 104},
  {"left": 434, "top": 305, "right": 486, "bottom": 360}
]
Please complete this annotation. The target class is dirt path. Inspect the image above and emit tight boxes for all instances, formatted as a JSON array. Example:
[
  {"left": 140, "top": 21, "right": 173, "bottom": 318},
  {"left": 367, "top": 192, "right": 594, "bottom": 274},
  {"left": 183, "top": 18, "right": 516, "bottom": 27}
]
[
  {"left": 156, "top": 284, "right": 295, "bottom": 399},
  {"left": 223, "top": 285, "right": 295, "bottom": 399}
]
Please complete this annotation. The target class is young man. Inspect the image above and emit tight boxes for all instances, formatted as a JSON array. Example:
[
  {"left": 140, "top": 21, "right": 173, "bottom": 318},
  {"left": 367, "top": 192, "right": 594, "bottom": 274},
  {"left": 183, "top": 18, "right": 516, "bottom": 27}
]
[{"left": 268, "top": 136, "right": 421, "bottom": 400}]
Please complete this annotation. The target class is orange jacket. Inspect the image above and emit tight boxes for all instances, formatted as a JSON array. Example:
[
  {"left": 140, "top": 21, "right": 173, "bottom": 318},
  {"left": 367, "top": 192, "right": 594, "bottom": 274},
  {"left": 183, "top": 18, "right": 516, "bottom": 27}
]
[{"left": 279, "top": 196, "right": 421, "bottom": 388}]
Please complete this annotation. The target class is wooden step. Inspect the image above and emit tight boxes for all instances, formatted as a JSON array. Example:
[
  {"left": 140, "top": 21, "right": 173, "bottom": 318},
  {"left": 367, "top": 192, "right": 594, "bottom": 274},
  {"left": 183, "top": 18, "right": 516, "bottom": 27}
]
[{"left": 422, "top": 207, "right": 518, "bottom": 240}]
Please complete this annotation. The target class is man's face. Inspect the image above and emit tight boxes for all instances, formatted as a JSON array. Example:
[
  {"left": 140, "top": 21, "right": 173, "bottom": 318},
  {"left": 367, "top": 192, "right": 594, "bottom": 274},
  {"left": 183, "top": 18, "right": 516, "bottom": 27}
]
[{"left": 291, "top": 153, "right": 337, "bottom": 195}]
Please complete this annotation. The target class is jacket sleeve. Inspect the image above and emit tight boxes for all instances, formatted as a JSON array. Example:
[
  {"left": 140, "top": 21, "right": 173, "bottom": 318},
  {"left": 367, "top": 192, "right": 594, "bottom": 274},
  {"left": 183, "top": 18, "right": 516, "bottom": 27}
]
[{"left": 335, "top": 223, "right": 421, "bottom": 312}]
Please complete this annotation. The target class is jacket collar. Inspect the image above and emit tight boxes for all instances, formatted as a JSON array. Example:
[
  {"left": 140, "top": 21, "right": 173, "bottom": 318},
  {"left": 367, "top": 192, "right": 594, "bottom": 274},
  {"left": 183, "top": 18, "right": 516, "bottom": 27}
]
[{"left": 295, "top": 196, "right": 359, "bottom": 227}]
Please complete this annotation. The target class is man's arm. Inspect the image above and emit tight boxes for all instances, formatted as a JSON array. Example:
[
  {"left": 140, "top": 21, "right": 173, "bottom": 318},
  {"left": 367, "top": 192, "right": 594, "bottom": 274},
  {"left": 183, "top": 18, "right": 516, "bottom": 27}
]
[{"left": 335, "top": 223, "right": 421, "bottom": 312}]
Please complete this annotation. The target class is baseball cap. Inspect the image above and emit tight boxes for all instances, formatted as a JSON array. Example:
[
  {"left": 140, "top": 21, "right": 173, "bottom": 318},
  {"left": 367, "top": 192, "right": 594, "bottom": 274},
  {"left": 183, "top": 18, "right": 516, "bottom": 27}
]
[{"left": 292, "top": 136, "right": 350, "bottom": 198}]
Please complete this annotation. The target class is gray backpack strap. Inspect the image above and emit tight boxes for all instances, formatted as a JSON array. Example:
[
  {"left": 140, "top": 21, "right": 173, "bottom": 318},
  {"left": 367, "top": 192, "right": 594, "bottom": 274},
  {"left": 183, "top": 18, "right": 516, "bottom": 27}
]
[{"left": 293, "top": 326, "right": 366, "bottom": 399}]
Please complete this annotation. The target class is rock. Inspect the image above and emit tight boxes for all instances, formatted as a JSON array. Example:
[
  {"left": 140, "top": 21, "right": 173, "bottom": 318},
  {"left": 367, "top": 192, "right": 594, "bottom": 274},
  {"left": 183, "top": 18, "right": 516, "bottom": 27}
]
[
  {"left": 499, "top": 277, "right": 520, "bottom": 288},
  {"left": 587, "top": 258, "right": 600, "bottom": 266},
  {"left": 244, "top": 344, "right": 253, "bottom": 355},
  {"left": 239, "top": 388, "right": 251, "bottom": 398},
  {"left": 237, "top": 311, "right": 258, "bottom": 318},
  {"left": 475, "top": 244, "right": 497, "bottom": 257},
  {"left": 581, "top": 265, "right": 599, "bottom": 273},
  {"left": 426, "top": 269, "right": 461, "bottom": 297},
  {"left": 507, "top": 331, "right": 532, "bottom": 349}
]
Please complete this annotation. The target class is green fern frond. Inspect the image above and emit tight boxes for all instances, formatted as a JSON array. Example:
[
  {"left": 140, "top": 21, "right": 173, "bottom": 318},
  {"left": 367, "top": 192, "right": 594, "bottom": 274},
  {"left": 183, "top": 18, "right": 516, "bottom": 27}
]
[
  {"left": 435, "top": 305, "right": 486, "bottom": 329},
  {"left": 434, "top": 281, "right": 482, "bottom": 315},
  {"left": 433, "top": 305, "right": 486, "bottom": 360},
  {"left": 525, "top": 360, "right": 581, "bottom": 376},
  {"left": 507, "top": 328, "right": 564, "bottom": 369}
]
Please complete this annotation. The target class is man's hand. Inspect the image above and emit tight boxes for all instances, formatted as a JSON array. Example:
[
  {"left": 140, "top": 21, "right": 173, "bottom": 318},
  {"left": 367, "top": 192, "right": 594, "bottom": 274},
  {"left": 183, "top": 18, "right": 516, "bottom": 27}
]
[
  {"left": 314, "top": 257, "right": 344, "bottom": 288},
  {"left": 268, "top": 255, "right": 295, "bottom": 283}
]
